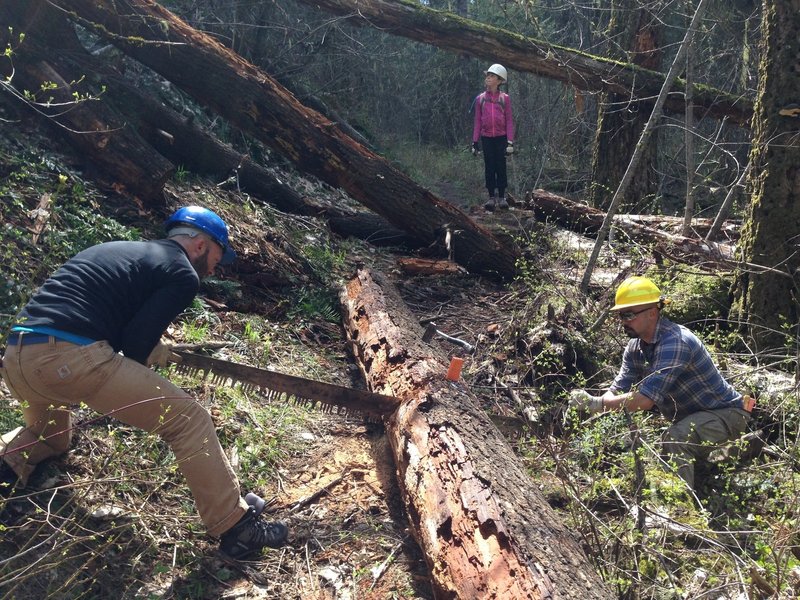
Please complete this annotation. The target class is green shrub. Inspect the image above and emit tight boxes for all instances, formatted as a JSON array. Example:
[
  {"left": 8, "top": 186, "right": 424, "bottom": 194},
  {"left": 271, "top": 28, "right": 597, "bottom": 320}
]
[{"left": 649, "top": 269, "right": 732, "bottom": 325}]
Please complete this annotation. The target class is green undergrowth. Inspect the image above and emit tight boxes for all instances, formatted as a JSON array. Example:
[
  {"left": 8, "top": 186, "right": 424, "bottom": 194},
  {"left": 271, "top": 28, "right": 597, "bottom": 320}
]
[
  {"left": 0, "top": 151, "right": 140, "bottom": 334},
  {"left": 0, "top": 154, "right": 339, "bottom": 598},
  {"left": 382, "top": 140, "right": 484, "bottom": 207},
  {"left": 491, "top": 242, "right": 800, "bottom": 598},
  {"left": 516, "top": 387, "right": 800, "bottom": 598}
]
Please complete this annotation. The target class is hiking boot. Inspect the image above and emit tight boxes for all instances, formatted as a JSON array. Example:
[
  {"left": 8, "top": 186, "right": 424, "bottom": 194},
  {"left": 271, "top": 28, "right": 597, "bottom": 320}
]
[
  {"left": 219, "top": 500, "right": 289, "bottom": 559},
  {"left": 484, "top": 197, "right": 497, "bottom": 211},
  {"left": 497, "top": 197, "right": 509, "bottom": 209},
  {"left": 0, "top": 461, "right": 18, "bottom": 498}
]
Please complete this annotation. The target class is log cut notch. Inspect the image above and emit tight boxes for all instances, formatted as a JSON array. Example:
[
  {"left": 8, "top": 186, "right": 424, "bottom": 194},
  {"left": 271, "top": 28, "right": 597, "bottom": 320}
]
[{"left": 340, "top": 269, "right": 613, "bottom": 599}]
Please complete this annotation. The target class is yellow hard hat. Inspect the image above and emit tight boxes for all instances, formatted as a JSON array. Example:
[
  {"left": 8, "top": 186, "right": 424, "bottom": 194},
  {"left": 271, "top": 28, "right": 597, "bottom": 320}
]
[{"left": 610, "top": 276, "right": 669, "bottom": 311}]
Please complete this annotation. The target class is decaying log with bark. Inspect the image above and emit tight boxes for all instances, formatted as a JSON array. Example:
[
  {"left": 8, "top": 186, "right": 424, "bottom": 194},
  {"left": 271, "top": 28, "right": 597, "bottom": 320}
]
[
  {"left": 523, "top": 189, "right": 737, "bottom": 269},
  {"left": 46, "top": 0, "right": 518, "bottom": 280},
  {"left": 112, "top": 81, "right": 422, "bottom": 247},
  {"left": 340, "top": 269, "right": 613, "bottom": 599},
  {"left": 108, "top": 79, "right": 317, "bottom": 216},
  {"left": 396, "top": 258, "right": 467, "bottom": 276},
  {"left": 297, "top": 0, "right": 752, "bottom": 127},
  {"left": 110, "top": 81, "right": 421, "bottom": 247},
  {"left": 0, "top": 4, "right": 173, "bottom": 200}
]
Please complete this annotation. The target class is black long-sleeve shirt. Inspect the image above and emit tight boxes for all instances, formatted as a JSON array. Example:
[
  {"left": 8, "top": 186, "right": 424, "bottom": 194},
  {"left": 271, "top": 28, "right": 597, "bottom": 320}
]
[{"left": 15, "top": 239, "right": 199, "bottom": 364}]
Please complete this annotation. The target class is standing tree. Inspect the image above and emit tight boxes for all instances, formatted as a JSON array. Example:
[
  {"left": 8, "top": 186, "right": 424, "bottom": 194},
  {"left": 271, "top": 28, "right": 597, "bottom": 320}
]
[
  {"left": 589, "top": 0, "right": 663, "bottom": 211},
  {"left": 580, "top": 0, "right": 714, "bottom": 293},
  {"left": 732, "top": 0, "right": 800, "bottom": 354}
]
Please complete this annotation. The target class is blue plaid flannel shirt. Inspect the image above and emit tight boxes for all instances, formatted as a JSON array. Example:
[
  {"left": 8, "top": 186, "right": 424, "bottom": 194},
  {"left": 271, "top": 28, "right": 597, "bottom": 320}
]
[{"left": 609, "top": 317, "right": 742, "bottom": 421}]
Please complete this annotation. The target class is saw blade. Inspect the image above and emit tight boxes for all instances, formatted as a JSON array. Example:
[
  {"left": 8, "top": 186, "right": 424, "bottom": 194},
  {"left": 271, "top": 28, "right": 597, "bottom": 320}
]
[{"left": 171, "top": 350, "right": 398, "bottom": 418}]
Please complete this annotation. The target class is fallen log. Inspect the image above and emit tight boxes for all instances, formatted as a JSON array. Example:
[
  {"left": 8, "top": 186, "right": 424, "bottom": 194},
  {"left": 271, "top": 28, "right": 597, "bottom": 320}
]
[
  {"left": 523, "top": 189, "right": 737, "bottom": 269},
  {"left": 107, "top": 79, "right": 317, "bottom": 216},
  {"left": 47, "top": 0, "right": 519, "bottom": 280},
  {"left": 297, "top": 0, "right": 752, "bottom": 127},
  {"left": 0, "top": 5, "right": 173, "bottom": 201},
  {"left": 107, "top": 77, "right": 419, "bottom": 247},
  {"left": 396, "top": 258, "right": 467, "bottom": 276},
  {"left": 340, "top": 269, "right": 613, "bottom": 599}
]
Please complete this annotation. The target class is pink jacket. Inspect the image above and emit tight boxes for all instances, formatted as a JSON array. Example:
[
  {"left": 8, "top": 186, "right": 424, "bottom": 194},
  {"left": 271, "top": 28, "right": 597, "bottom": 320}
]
[{"left": 472, "top": 91, "right": 514, "bottom": 143}]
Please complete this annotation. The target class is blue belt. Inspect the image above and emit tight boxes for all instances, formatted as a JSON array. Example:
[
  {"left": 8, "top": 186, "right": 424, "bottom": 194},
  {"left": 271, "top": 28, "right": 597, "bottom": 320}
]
[
  {"left": 9, "top": 327, "right": 95, "bottom": 346},
  {"left": 7, "top": 333, "right": 52, "bottom": 346}
]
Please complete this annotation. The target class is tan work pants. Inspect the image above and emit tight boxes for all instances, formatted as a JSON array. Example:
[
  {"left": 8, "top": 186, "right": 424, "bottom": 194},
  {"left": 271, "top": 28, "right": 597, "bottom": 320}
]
[{"left": 0, "top": 337, "right": 246, "bottom": 537}]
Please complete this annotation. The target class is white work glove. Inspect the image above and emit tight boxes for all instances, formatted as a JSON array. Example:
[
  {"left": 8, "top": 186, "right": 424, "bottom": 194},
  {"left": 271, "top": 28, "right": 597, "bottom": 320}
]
[
  {"left": 471, "top": 142, "right": 481, "bottom": 156},
  {"left": 505, "top": 141, "right": 514, "bottom": 155},
  {"left": 146, "top": 340, "right": 180, "bottom": 368},
  {"left": 568, "top": 390, "right": 604, "bottom": 413}
]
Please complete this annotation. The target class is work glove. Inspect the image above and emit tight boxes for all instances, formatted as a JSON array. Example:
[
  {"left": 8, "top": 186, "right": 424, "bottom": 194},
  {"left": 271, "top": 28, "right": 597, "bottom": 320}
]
[
  {"left": 471, "top": 142, "right": 481, "bottom": 156},
  {"left": 146, "top": 340, "right": 181, "bottom": 368},
  {"left": 505, "top": 141, "right": 514, "bottom": 155},
  {"left": 568, "top": 390, "right": 604, "bottom": 413}
]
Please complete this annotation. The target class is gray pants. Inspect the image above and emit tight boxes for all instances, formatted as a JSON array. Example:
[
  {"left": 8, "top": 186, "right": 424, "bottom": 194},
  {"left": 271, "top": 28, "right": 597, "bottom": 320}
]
[{"left": 661, "top": 407, "right": 751, "bottom": 489}]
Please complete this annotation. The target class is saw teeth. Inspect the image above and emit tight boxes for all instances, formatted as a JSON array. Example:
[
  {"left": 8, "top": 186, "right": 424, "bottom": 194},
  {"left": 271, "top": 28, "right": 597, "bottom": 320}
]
[{"left": 171, "top": 354, "right": 382, "bottom": 419}]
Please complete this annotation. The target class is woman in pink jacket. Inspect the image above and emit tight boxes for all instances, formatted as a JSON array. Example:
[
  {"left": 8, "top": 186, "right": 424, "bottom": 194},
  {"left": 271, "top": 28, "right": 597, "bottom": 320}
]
[{"left": 472, "top": 63, "right": 515, "bottom": 211}]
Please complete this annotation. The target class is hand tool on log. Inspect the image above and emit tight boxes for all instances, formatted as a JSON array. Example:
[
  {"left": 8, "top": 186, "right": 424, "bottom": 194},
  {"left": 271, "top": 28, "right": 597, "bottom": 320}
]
[
  {"left": 171, "top": 350, "right": 399, "bottom": 418},
  {"left": 421, "top": 322, "right": 475, "bottom": 353}
]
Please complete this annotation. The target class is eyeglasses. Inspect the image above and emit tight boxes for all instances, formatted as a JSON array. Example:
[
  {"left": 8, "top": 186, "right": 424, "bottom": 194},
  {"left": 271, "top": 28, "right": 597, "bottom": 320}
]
[{"left": 616, "top": 307, "right": 651, "bottom": 322}]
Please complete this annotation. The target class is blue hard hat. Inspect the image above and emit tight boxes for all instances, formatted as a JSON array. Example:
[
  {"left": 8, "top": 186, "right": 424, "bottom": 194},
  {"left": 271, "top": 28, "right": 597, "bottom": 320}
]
[{"left": 165, "top": 206, "right": 236, "bottom": 265}]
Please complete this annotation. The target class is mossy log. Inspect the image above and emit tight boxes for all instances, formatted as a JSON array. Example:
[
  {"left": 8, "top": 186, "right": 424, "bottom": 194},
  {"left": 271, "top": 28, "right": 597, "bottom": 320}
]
[{"left": 295, "top": 0, "right": 752, "bottom": 127}]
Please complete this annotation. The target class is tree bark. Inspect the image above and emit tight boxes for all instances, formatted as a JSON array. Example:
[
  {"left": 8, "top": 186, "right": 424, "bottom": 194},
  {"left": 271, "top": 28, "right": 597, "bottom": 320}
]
[
  {"left": 0, "top": 3, "right": 173, "bottom": 202},
  {"left": 580, "top": 0, "right": 713, "bottom": 293},
  {"left": 340, "top": 268, "right": 614, "bottom": 599},
  {"left": 106, "top": 78, "right": 319, "bottom": 216},
  {"left": 524, "top": 189, "right": 736, "bottom": 269},
  {"left": 732, "top": 0, "right": 800, "bottom": 352},
  {"left": 295, "top": 0, "right": 752, "bottom": 127},
  {"left": 90, "top": 72, "right": 416, "bottom": 246},
  {"left": 589, "top": 2, "right": 662, "bottom": 210},
  {"left": 49, "top": 0, "right": 519, "bottom": 280}
]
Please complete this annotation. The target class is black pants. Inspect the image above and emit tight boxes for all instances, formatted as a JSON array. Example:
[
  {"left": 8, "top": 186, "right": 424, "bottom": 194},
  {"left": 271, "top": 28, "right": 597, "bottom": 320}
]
[{"left": 481, "top": 135, "right": 507, "bottom": 197}]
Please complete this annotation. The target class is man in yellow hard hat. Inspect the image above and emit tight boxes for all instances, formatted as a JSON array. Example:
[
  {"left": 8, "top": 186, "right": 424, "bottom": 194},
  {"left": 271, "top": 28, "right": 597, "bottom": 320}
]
[{"left": 569, "top": 276, "right": 751, "bottom": 489}]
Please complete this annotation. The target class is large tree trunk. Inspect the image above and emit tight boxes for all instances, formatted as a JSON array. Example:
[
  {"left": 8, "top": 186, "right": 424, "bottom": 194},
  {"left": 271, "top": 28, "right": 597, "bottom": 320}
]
[
  {"left": 106, "top": 79, "right": 319, "bottom": 216},
  {"left": 294, "top": 0, "right": 752, "bottom": 127},
  {"left": 732, "top": 0, "right": 800, "bottom": 352},
  {"left": 113, "top": 86, "right": 416, "bottom": 246},
  {"left": 340, "top": 269, "right": 613, "bottom": 599},
  {"left": 589, "top": 2, "right": 662, "bottom": 210},
  {"left": 0, "top": 4, "right": 173, "bottom": 201},
  {"left": 46, "top": 0, "right": 519, "bottom": 280}
]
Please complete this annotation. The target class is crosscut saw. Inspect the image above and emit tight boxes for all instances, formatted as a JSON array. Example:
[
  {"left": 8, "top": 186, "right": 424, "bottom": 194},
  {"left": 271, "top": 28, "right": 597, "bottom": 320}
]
[{"left": 171, "top": 350, "right": 399, "bottom": 418}]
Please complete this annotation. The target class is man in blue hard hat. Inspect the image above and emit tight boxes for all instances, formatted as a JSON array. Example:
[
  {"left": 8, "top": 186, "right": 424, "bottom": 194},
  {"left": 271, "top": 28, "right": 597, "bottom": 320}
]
[{"left": 0, "top": 206, "right": 288, "bottom": 559}]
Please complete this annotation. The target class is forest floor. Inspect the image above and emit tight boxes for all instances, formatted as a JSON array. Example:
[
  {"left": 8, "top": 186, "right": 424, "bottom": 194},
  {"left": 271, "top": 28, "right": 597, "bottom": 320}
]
[
  {"left": 0, "top": 127, "right": 548, "bottom": 598},
  {"left": 0, "top": 228, "right": 532, "bottom": 599},
  {"left": 2, "top": 111, "right": 795, "bottom": 600}
]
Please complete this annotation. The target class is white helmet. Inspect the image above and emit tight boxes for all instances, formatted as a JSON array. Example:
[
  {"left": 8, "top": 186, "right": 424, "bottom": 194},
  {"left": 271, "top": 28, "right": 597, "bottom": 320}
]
[{"left": 486, "top": 63, "right": 507, "bottom": 82}]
